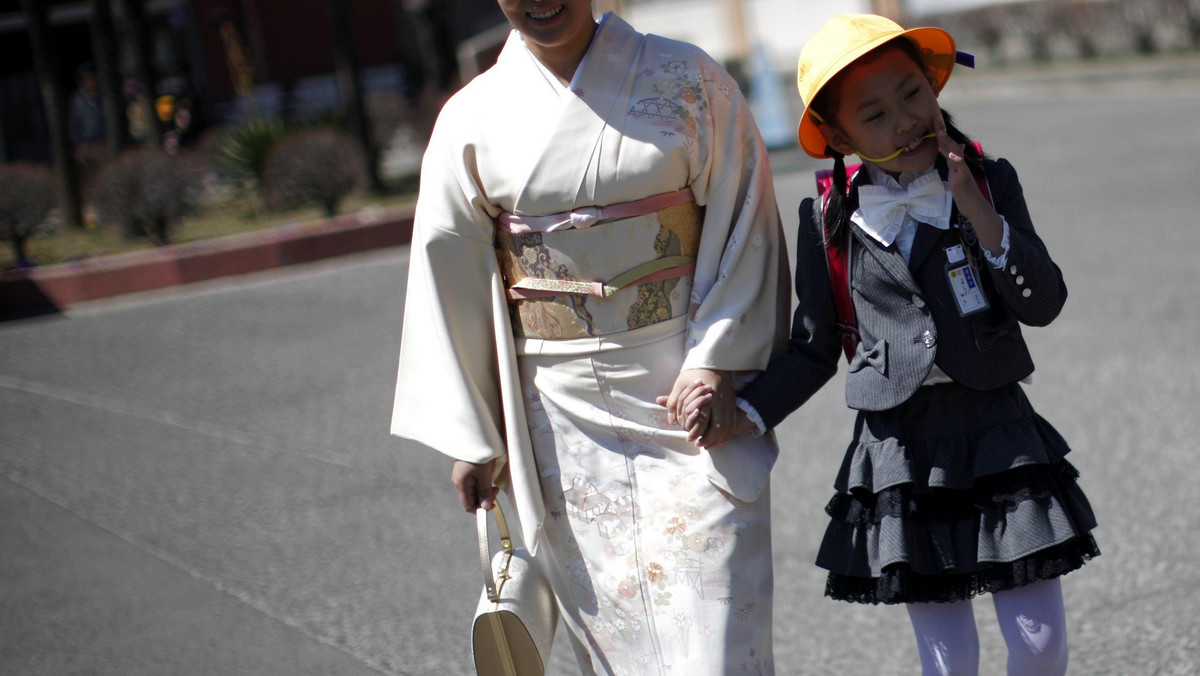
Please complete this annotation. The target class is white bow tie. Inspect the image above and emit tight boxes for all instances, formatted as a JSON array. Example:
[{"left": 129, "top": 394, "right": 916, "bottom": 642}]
[{"left": 852, "top": 172, "right": 953, "bottom": 245}]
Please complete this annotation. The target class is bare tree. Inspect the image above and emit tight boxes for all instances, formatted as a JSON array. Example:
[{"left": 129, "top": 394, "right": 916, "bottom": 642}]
[
  {"left": 263, "top": 128, "right": 365, "bottom": 217},
  {"left": 20, "top": 0, "right": 84, "bottom": 230},
  {"left": 1052, "top": 0, "right": 1103, "bottom": 59},
  {"left": 1161, "top": 0, "right": 1200, "bottom": 48},
  {"left": 320, "top": 0, "right": 386, "bottom": 193},
  {"left": 0, "top": 163, "right": 58, "bottom": 265},
  {"left": 90, "top": 148, "right": 201, "bottom": 244},
  {"left": 1125, "top": 0, "right": 1159, "bottom": 53}
]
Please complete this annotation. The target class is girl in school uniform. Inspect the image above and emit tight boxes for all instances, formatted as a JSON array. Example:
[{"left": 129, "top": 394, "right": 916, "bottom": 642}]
[{"left": 664, "top": 13, "right": 1100, "bottom": 676}]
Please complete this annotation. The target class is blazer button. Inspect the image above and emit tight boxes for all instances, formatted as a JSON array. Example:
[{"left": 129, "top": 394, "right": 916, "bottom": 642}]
[
  {"left": 1015, "top": 275, "right": 1025, "bottom": 285},
  {"left": 913, "top": 295, "right": 926, "bottom": 309},
  {"left": 1009, "top": 265, "right": 1018, "bottom": 275},
  {"left": 922, "top": 330, "right": 936, "bottom": 348},
  {"left": 1022, "top": 288, "right": 1032, "bottom": 298}
]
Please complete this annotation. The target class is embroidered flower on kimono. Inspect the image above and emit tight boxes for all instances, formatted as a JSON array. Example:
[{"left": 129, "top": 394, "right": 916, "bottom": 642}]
[
  {"left": 664, "top": 517, "right": 687, "bottom": 536},
  {"left": 646, "top": 562, "right": 665, "bottom": 582},
  {"left": 673, "top": 611, "right": 692, "bottom": 627},
  {"left": 679, "top": 505, "right": 701, "bottom": 522},
  {"left": 685, "top": 533, "right": 710, "bottom": 552},
  {"left": 734, "top": 603, "right": 755, "bottom": 621},
  {"left": 618, "top": 579, "right": 638, "bottom": 598},
  {"left": 671, "top": 480, "right": 696, "bottom": 499},
  {"left": 642, "top": 68, "right": 655, "bottom": 77}
]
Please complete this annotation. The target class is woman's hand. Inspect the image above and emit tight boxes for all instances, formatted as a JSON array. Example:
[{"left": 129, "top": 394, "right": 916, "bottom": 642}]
[
  {"left": 682, "top": 390, "right": 755, "bottom": 448},
  {"left": 451, "top": 459, "right": 497, "bottom": 512},
  {"left": 936, "top": 114, "right": 1003, "bottom": 256}
]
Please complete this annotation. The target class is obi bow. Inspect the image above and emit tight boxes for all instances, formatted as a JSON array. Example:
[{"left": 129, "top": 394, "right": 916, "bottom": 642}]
[{"left": 852, "top": 172, "right": 952, "bottom": 245}]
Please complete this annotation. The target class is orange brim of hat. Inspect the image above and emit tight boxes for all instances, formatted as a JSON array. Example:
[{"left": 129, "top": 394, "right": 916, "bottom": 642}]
[{"left": 797, "top": 21, "right": 957, "bottom": 159}]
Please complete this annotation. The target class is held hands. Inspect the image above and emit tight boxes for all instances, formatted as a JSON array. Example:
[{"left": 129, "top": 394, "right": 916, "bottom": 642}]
[
  {"left": 935, "top": 115, "right": 1004, "bottom": 256},
  {"left": 451, "top": 458, "right": 498, "bottom": 513},
  {"left": 655, "top": 369, "right": 751, "bottom": 448}
]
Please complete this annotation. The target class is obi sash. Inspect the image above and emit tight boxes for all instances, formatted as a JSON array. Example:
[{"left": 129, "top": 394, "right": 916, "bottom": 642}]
[{"left": 495, "top": 188, "right": 703, "bottom": 339}]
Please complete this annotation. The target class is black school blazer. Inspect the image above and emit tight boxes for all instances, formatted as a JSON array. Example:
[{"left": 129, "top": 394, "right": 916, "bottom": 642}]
[{"left": 742, "top": 156, "right": 1067, "bottom": 423}]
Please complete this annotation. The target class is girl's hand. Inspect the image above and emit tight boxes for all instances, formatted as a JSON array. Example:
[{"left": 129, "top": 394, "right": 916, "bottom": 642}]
[
  {"left": 680, "top": 384, "right": 716, "bottom": 443},
  {"left": 451, "top": 459, "right": 497, "bottom": 512},
  {"left": 935, "top": 114, "right": 1004, "bottom": 256},
  {"left": 935, "top": 114, "right": 979, "bottom": 204},
  {"left": 656, "top": 368, "right": 735, "bottom": 439}
]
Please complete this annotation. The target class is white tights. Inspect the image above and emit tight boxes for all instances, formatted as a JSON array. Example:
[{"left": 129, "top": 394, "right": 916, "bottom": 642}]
[{"left": 905, "top": 578, "right": 1069, "bottom": 676}]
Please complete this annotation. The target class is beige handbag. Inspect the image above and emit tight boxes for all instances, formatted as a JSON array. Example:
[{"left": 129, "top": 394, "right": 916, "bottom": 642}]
[{"left": 472, "top": 502, "right": 558, "bottom": 676}]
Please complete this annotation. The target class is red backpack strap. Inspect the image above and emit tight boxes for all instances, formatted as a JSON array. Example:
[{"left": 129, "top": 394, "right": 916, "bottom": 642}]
[
  {"left": 815, "top": 164, "right": 862, "bottom": 362},
  {"left": 967, "top": 141, "right": 993, "bottom": 207}
]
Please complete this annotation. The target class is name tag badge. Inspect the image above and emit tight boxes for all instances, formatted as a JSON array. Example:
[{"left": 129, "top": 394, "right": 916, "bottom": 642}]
[{"left": 944, "top": 245, "right": 990, "bottom": 317}]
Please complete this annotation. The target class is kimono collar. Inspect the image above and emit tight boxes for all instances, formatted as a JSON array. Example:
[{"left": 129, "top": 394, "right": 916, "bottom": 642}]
[
  {"left": 511, "top": 12, "right": 646, "bottom": 211},
  {"left": 521, "top": 12, "right": 613, "bottom": 95}
]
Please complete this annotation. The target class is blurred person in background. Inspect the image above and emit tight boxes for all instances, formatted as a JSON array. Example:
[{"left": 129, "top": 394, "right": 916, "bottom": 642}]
[{"left": 69, "top": 63, "right": 106, "bottom": 147}]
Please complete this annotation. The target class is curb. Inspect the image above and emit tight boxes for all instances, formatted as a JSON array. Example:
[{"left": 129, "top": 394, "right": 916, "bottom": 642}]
[{"left": 1, "top": 204, "right": 415, "bottom": 319}]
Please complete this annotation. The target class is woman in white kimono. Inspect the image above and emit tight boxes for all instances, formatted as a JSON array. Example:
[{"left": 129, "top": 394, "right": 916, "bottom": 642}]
[{"left": 392, "top": 2, "right": 787, "bottom": 672}]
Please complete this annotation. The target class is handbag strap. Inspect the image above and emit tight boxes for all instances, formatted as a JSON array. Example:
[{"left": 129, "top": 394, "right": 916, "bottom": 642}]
[{"left": 477, "top": 504, "right": 514, "bottom": 603}]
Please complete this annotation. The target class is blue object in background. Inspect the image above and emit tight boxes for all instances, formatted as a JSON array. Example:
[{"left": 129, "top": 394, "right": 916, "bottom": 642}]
[{"left": 749, "top": 42, "right": 795, "bottom": 150}]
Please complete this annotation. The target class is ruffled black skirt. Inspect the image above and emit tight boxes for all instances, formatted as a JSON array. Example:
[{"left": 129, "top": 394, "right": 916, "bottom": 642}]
[{"left": 816, "top": 381, "right": 1099, "bottom": 605}]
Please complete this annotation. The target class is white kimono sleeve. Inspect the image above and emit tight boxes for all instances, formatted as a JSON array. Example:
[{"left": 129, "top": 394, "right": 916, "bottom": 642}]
[
  {"left": 390, "top": 116, "right": 509, "bottom": 466},
  {"left": 682, "top": 58, "right": 788, "bottom": 373}
]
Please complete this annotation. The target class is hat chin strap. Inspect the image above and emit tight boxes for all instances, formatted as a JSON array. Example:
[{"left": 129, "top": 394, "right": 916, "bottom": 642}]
[{"left": 855, "top": 132, "right": 937, "bottom": 163}]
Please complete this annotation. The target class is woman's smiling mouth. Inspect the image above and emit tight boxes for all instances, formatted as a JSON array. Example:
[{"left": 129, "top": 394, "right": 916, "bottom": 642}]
[{"left": 529, "top": 5, "right": 564, "bottom": 21}]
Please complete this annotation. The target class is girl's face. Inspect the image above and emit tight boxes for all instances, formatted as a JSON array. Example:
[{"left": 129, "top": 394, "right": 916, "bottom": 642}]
[
  {"left": 496, "top": 0, "right": 596, "bottom": 59},
  {"left": 820, "top": 48, "right": 942, "bottom": 176}
]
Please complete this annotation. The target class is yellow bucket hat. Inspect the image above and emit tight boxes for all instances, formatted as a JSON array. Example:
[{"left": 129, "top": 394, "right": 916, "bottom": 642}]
[{"left": 796, "top": 14, "right": 958, "bottom": 158}]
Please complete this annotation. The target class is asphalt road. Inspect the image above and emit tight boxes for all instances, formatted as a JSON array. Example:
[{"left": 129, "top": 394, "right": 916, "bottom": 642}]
[{"left": 3, "top": 62, "right": 1199, "bottom": 675}]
